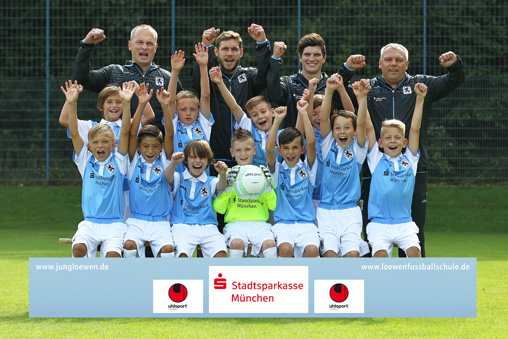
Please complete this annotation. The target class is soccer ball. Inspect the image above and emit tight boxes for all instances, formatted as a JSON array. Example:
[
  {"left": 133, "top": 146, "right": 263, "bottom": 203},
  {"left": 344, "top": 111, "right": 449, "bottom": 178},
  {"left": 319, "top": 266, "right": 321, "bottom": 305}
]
[{"left": 233, "top": 165, "right": 268, "bottom": 200}]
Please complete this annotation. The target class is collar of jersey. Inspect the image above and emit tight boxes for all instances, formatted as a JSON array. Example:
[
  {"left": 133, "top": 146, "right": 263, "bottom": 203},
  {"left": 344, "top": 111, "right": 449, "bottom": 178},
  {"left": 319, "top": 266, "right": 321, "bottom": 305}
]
[
  {"left": 99, "top": 118, "right": 122, "bottom": 128},
  {"left": 93, "top": 151, "right": 114, "bottom": 165},
  {"left": 183, "top": 168, "right": 207, "bottom": 182},
  {"left": 282, "top": 158, "right": 303, "bottom": 170}
]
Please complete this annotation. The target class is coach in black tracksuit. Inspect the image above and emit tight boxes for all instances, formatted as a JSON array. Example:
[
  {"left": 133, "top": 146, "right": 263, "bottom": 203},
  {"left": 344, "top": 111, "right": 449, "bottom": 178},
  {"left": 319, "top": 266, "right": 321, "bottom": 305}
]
[
  {"left": 266, "top": 34, "right": 365, "bottom": 129},
  {"left": 360, "top": 44, "right": 465, "bottom": 257},
  {"left": 73, "top": 25, "right": 183, "bottom": 133},
  {"left": 192, "top": 24, "right": 272, "bottom": 169}
]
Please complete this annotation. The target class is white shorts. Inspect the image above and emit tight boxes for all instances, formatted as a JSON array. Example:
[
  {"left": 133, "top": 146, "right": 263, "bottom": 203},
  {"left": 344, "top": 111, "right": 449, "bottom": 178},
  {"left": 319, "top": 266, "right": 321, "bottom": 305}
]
[
  {"left": 367, "top": 221, "right": 420, "bottom": 257},
  {"left": 272, "top": 222, "right": 320, "bottom": 257},
  {"left": 72, "top": 220, "right": 127, "bottom": 258},
  {"left": 224, "top": 221, "right": 274, "bottom": 257},
  {"left": 316, "top": 206, "right": 367, "bottom": 256},
  {"left": 125, "top": 218, "right": 173, "bottom": 257},
  {"left": 171, "top": 223, "right": 227, "bottom": 257}
]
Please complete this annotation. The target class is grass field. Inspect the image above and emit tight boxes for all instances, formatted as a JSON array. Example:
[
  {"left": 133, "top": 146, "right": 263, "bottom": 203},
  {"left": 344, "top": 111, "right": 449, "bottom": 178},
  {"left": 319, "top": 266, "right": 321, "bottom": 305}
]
[{"left": 1, "top": 185, "right": 507, "bottom": 338}]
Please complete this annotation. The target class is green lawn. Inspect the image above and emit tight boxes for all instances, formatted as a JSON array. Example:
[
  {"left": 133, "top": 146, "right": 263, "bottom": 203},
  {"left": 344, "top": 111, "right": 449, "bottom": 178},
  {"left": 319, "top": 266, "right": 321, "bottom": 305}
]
[{"left": 0, "top": 185, "right": 507, "bottom": 338}]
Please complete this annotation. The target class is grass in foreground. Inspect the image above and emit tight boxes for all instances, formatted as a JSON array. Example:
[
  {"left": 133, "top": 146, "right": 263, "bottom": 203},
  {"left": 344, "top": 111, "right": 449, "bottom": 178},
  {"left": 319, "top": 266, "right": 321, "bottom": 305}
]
[{"left": 0, "top": 185, "right": 507, "bottom": 338}]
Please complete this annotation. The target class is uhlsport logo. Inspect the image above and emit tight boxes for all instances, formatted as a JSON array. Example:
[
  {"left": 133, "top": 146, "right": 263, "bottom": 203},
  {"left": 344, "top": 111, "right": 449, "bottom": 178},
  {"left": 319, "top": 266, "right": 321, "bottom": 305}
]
[
  {"left": 329, "top": 283, "right": 349, "bottom": 303},
  {"left": 209, "top": 266, "right": 308, "bottom": 314},
  {"left": 314, "top": 280, "right": 364, "bottom": 314},
  {"left": 168, "top": 283, "right": 188, "bottom": 303},
  {"left": 153, "top": 280, "right": 203, "bottom": 314}
]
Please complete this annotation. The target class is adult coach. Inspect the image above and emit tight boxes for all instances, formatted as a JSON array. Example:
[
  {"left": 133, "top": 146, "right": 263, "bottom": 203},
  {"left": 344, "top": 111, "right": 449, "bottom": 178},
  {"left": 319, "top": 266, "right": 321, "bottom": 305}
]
[
  {"left": 267, "top": 33, "right": 365, "bottom": 128},
  {"left": 360, "top": 43, "right": 465, "bottom": 257},
  {"left": 192, "top": 24, "right": 271, "bottom": 169},
  {"left": 73, "top": 25, "right": 182, "bottom": 132}
]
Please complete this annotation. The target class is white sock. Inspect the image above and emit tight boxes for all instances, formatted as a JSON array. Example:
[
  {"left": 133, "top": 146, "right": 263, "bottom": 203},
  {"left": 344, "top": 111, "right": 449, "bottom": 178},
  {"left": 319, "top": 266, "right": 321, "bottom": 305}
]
[
  {"left": 160, "top": 252, "right": 175, "bottom": 258},
  {"left": 229, "top": 249, "right": 244, "bottom": 258},
  {"left": 123, "top": 249, "right": 137, "bottom": 258},
  {"left": 262, "top": 247, "right": 277, "bottom": 258}
]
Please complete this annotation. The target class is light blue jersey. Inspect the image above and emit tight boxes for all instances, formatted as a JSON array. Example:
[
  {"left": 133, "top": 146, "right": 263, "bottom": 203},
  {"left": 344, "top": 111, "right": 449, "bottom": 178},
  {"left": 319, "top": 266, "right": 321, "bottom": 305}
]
[
  {"left": 236, "top": 113, "right": 280, "bottom": 167},
  {"left": 170, "top": 169, "right": 220, "bottom": 226},
  {"left": 273, "top": 159, "right": 317, "bottom": 224},
  {"left": 367, "top": 143, "right": 419, "bottom": 224},
  {"left": 67, "top": 119, "right": 142, "bottom": 146},
  {"left": 319, "top": 133, "right": 368, "bottom": 210},
  {"left": 74, "top": 145, "right": 128, "bottom": 223},
  {"left": 127, "top": 152, "right": 172, "bottom": 221},
  {"left": 173, "top": 112, "right": 214, "bottom": 173}
]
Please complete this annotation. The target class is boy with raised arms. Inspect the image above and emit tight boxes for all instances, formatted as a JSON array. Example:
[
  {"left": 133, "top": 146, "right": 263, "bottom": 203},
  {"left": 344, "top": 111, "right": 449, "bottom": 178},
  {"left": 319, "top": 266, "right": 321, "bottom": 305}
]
[
  {"left": 266, "top": 102, "right": 320, "bottom": 257},
  {"left": 61, "top": 80, "right": 134, "bottom": 258}
]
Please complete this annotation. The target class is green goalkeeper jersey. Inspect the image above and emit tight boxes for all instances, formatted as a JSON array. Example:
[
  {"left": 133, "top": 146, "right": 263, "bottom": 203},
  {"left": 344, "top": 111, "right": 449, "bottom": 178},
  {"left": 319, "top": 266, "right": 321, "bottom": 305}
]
[{"left": 213, "top": 188, "right": 276, "bottom": 223}]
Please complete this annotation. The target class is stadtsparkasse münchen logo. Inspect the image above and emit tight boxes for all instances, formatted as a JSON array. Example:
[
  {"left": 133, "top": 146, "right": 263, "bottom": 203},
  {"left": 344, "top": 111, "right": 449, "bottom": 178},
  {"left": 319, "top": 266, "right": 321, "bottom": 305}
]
[
  {"left": 329, "top": 283, "right": 349, "bottom": 303},
  {"left": 168, "top": 283, "right": 188, "bottom": 303}
]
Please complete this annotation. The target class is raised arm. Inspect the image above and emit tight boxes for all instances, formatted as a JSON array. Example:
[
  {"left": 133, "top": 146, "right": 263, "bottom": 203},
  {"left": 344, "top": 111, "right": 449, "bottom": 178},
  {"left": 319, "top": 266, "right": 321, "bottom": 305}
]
[
  {"left": 248, "top": 23, "right": 271, "bottom": 93},
  {"left": 169, "top": 50, "right": 186, "bottom": 118},
  {"left": 117, "top": 82, "right": 136, "bottom": 155},
  {"left": 266, "top": 106, "right": 287, "bottom": 172},
  {"left": 192, "top": 27, "right": 220, "bottom": 93},
  {"left": 408, "top": 83, "right": 428, "bottom": 155},
  {"left": 209, "top": 66, "right": 244, "bottom": 123},
  {"left": 266, "top": 41, "right": 288, "bottom": 105},
  {"left": 354, "top": 79, "right": 371, "bottom": 148},
  {"left": 59, "top": 84, "right": 83, "bottom": 128},
  {"left": 60, "top": 80, "right": 84, "bottom": 153},
  {"left": 336, "top": 74, "right": 355, "bottom": 113},
  {"left": 129, "top": 83, "right": 153, "bottom": 160},
  {"left": 213, "top": 161, "right": 229, "bottom": 193},
  {"left": 320, "top": 74, "right": 341, "bottom": 137},
  {"left": 72, "top": 28, "right": 109, "bottom": 92},
  {"left": 157, "top": 87, "right": 175, "bottom": 158},
  {"left": 164, "top": 152, "right": 184, "bottom": 186},
  {"left": 297, "top": 99, "right": 316, "bottom": 168},
  {"left": 194, "top": 43, "right": 211, "bottom": 119},
  {"left": 140, "top": 102, "right": 155, "bottom": 126},
  {"left": 353, "top": 80, "right": 376, "bottom": 151}
]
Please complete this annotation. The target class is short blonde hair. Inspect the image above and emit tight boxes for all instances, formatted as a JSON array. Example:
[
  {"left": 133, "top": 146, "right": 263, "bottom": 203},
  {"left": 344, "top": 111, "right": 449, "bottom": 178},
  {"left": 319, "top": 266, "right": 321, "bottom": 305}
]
[
  {"left": 245, "top": 96, "right": 271, "bottom": 115},
  {"left": 176, "top": 90, "right": 200, "bottom": 108},
  {"left": 88, "top": 124, "right": 115, "bottom": 143},
  {"left": 231, "top": 127, "right": 255, "bottom": 148},
  {"left": 380, "top": 43, "right": 409, "bottom": 60},
  {"left": 381, "top": 119, "right": 406, "bottom": 136},
  {"left": 130, "top": 24, "right": 158, "bottom": 42}
]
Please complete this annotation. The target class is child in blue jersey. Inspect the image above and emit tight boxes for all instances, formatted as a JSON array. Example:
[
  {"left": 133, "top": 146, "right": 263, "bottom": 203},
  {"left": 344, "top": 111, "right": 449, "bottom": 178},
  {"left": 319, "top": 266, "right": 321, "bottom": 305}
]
[
  {"left": 59, "top": 82, "right": 154, "bottom": 145},
  {"left": 168, "top": 45, "right": 213, "bottom": 173},
  {"left": 123, "top": 86, "right": 176, "bottom": 258},
  {"left": 266, "top": 102, "right": 320, "bottom": 258},
  {"left": 209, "top": 67, "right": 277, "bottom": 167},
  {"left": 317, "top": 74, "right": 370, "bottom": 258},
  {"left": 213, "top": 128, "right": 277, "bottom": 258},
  {"left": 61, "top": 80, "right": 134, "bottom": 258},
  {"left": 165, "top": 140, "right": 229, "bottom": 258},
  {"left": 364, "top": 82, "right": 428, "bottom": 258}
]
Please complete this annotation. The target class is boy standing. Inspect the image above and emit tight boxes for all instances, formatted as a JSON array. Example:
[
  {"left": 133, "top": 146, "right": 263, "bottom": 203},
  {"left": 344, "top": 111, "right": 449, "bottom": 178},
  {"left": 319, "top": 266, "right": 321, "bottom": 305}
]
[
  {"left": 61, "top": 80, "right": 133, "bottom": 258},
  {"left": 213, "top": 129, "right": 277, "bottom": 258},
  {"left": 365, "top": 82, "right": 428, "bottom": 257},
  {"left": 266, "top": 103, "right": 320, "bottom": 258}
]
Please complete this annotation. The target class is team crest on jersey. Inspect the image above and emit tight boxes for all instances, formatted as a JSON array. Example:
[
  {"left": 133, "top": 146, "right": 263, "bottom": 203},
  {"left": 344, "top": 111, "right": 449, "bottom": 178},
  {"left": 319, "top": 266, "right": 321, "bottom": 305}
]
[
  {"left": 106, "top": 163, "right": 115, "bottom": 174},
  {"left": 298, "top": 168, "right": 307, "bottom": 179},
  {"left": 153, "top": 165, "right": 163, "bottom": 176},
  {"left": 400, "top": 159, "right": 410, "bottom": 168},
  {"left": 403, "top": 86, "right": 412, "bottom": 95},
  {"left": 238, "top": 74, "right": 247, "bottom": 83},
  {"left": 344, "top": 148, "right": 354, "bottom": 161},
  {"left": 155, "top": 77, "right": 164, "bottom": 87},
  {"left": 193, "top": 126, "right": 204, "bottom": 136},
  {"left": 200, "top": 186, "right": 209, "bottom": 197}
]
